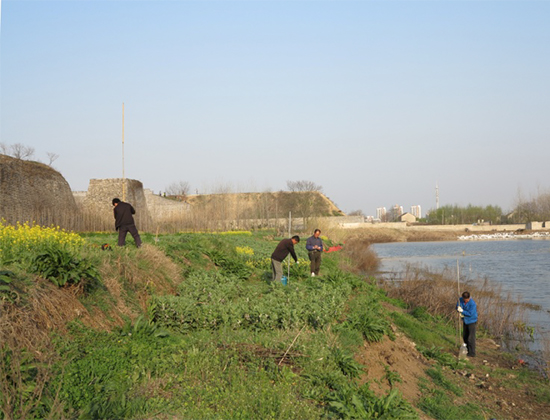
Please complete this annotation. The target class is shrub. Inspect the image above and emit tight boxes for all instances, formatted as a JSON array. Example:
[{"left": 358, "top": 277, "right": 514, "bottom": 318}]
[{"left": 342, "top": 236, "right": 380, "bottom": 273}]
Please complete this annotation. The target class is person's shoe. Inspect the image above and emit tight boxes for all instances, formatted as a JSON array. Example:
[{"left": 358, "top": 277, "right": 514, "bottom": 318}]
[
  {"left": 311, "top": 272, "right": 315, "bottom": 277},
  {"left": 467, "top": 354, "right": 476, "bottom": 357}
]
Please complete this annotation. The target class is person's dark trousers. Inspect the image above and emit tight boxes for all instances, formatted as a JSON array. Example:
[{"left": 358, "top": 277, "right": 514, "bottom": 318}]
[
  {"left": 308, "top": 251, "right": 322, "bottom": 275},
  {"left": 463, "top": 322, "right": 477, "bottom": 356},
  {"left": 271, "top": 259, "right": 283, "bottom": 282},
  {"left": 118, "top": 224, "right": 142, "bottom": 247}
]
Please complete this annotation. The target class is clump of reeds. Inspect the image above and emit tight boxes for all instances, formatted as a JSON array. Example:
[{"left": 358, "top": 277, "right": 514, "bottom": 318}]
[{"left": 382, "top": 264, "right": 529, "bottom": 343}]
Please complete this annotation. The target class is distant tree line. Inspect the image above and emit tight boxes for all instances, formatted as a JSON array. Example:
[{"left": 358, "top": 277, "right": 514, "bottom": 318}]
[
  {"left": 426, "top": 204, "right": 504, "bottom": 225},
  {"left": 512, "top": 192, "right": 550, "bottom": 223},
  {"left": 425, "top": 191, "right": 550, "bottom": 225}
]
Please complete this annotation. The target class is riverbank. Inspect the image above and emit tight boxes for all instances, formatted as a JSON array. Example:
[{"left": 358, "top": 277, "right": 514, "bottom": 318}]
[
  {"left": 458, "top": 231, "right": 550, "bottom": 240},
  {"left": 335, "top": 225, "right": 550, "bottom": 244}
]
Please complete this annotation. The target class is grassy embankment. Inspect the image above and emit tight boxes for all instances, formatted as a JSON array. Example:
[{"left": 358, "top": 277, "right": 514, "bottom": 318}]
[{"left": 1, "top": 222, "right": 549, "bottom": 419}]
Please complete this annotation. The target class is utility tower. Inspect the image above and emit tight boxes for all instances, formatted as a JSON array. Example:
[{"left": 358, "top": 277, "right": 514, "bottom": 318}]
[{"left": 435, "top": 182, "right": 439, "bottom": 210}]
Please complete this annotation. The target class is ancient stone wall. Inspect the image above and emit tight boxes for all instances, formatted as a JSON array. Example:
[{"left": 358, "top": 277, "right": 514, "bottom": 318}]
[
  {"left": 81, "top": 178, "right": 153, "bottom": 230},
  {"left": 143, "top": 189, "right": 190, "bottom": 221},
  {"left": 0, "top": 154, "right": 77, "bottom": 227}
]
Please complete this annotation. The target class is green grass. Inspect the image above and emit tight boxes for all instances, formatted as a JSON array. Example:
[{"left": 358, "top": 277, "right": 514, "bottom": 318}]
[
  {"left": 418, "top": 386, "right": 485, "bottom": 420},
  {"left": 11, "top": 230, "right": 403, "bottom": 419},
  {"left": 425, "top": 366, "right": 463, "bottom": 396},
  {"left": 4, "top": 229, "right": 549, "bottom": 420},
  {"left": 390, "top": 309, "right": 456, "bottom": 351}
]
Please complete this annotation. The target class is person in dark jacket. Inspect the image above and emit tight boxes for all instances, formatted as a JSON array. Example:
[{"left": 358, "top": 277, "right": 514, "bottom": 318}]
[
  {"left": 306, "top": 229, "right": 324, "bottom": 277},
  {"left": 271, "top": 235, "right": 300, "bottom": 282},
  {"left": 457, "top": 291, "right": 478, "bottom": 357},
  {"left": 112, "top": 198, "right": 142, "bottom": 248}
]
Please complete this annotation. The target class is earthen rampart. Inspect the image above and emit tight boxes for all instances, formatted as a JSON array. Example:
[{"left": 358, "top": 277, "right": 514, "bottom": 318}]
[{"left": 0, "top": 154, "right": 76, "bottom": 227}]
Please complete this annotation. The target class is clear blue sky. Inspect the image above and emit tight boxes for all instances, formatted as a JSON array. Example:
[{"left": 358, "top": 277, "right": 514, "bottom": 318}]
[{"left": 2, "top": 0, "right": 549, "bottom": 216}]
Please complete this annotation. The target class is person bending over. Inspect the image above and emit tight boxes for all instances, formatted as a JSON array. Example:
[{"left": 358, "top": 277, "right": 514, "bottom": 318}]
[
  {"left": 270, "top": 235, "right": 300, "bottom": 282},
  {"left": 112, "top": 198, "right": 142, "bottom": 248}
]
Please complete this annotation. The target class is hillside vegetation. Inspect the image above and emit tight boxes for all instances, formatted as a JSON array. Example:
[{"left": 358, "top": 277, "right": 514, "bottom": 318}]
[{"left": 1, "top": 225, "right": 549, "bottom": 419}]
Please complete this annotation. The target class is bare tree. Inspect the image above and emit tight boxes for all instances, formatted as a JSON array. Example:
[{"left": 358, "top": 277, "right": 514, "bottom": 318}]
[
  {"left": 46, "top": 152, "right": 59, "bottom": 166},
  {"left": 286, "top": 180, "right": 323, "bottom": 192},
  {"left": 0, "top": 142, "right": 9, "bottom": 154},
  {"left": 165, "top": 181, "right": 191, "bottom": 197},
  {"left": 10, "top": 143, "right": 35, "bottom": 159},
  {"left": 348, "top": 209, "right": 365, "bottom": 217}
]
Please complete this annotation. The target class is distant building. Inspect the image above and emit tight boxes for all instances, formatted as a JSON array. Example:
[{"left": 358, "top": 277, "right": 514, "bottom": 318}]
[
  {"left": 393, "top": 204, "right": 403, "bottom": 216},
  {"left": 410, "top": 205, "right": 422, "bottom": 218},
  {"left": 526, "top": 221, "right": 550, "bottom": 230},
  {"left": 376, "top": 207, "right": 386, "bottom": 220},
  {"left": 399, "top": 212, "right": 417, "bottom": 223},
  {"left": 392, "top": 204, "right": 403, "bottom": 217}
]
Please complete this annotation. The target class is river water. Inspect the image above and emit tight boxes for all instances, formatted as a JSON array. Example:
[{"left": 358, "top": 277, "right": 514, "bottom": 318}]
[{"left": 372, "top": 239, "right": 550, "bottom": 349}]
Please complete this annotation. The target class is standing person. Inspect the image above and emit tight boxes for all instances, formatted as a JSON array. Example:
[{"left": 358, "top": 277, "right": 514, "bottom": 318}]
[
  {"left": 306, "top": 229, "right": 324, "bottom": 277},
  {"left": 271, "top": 235, "right": 300, "bottom": 282},
  {"left": 112, "top": 198, "right": 142, "bottom": 248},
  {"left": 457, "top": 291, "right": 478, "bottom": 357}
]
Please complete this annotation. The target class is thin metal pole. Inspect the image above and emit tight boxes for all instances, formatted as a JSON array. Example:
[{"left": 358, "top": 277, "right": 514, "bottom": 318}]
[
  {"left": 287, "top": 211, "right": 291, "bottom": 279},
  {"left": 457, "top": 259, "right": 461, "bottom": 351},
  {"left": 122, "top": 102, "right": 126, "bottom": 201}
]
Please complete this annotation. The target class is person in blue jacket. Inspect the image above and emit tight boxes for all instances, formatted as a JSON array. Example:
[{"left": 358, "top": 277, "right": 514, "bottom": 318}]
[{"left": 457, "top": 291, "right": 478, "bottom": 357}]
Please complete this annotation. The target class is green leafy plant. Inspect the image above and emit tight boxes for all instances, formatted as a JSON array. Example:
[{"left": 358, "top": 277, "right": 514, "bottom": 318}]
[
  {"left": 0, "top": 270, "right": 20, "bottom": 303},
  {"left": 29, "top": 247, "right": 100, "bottom": 288},
  {"left": 331, "top": 347, "right": 363, "bottom": 378},
  {"left": 327, "top": 385, "right": 419, "bottom": 419},
  {"left": 343, "top": 310, "right": 391, "bottom": 343},
  {"left": 385, "top": 365, "right": 403, "bottom": 388}
]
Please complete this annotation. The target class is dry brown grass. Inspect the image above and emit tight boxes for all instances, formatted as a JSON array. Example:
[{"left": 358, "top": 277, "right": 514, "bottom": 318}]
[
  {"left": 337, "top": 227, "right": 461, "bottom": 244},
  {"left": 0, "top": 276, "right": 117, "bottom": 419},
  {"left": 0, "top": 282, "right": 72, "bottom": 419},
  {"left": 0, "top": 244, "right": 184, "bottom": 418},
  {"left": 342, "top": 236, "right": 380, "bottom": 273},
  {"left": 382, "top": 265, "right": 528, "bottom": 342}
]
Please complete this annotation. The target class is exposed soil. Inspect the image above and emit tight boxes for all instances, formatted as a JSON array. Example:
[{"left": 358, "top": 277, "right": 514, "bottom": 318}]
[
  {"left": 356, "top": 328, "right": 430, "bottom": 403},
  {"left": 355, "top": 324, "right": 550, "bottom": 419}
]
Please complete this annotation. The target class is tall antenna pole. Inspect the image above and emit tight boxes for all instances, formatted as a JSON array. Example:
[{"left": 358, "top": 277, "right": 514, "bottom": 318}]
[{"left": 122, "top": 103, "right": 126, "bottom": 201}]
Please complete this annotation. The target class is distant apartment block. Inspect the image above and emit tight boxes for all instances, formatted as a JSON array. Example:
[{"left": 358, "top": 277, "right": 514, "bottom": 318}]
[
  {"left": 376, "top": 207, "right": 386, "bottom": 220},
  {"left": 392, "top": 204, "right": 403, "bottom": 216},
  {"left": 410, "top": 205, "right": 422, "bottom": 218}
]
